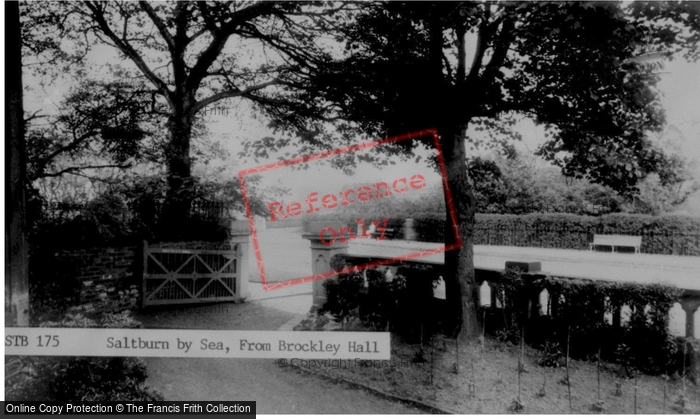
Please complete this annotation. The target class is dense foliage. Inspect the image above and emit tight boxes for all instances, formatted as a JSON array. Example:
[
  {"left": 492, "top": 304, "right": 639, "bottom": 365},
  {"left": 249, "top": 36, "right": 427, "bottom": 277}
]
[
  {"left": 321, "top": 255, "right": 444, "bottom": 341},
  {"left": 22, "top": 1, "right": 350, "bottom": 232},
  {"left": 6, "top": 313, "right": 163, "bottom": 401},
  {"left": 29, "top": 170, "right": 280, "bottom": 246},
  {"left": 493, "top": 267, "right": 686, "bottom": 375},
  {"left": 27, "top": 248, "right": 82, "bottom": 325},
  {"left": 321, "top": 258, "right": 689, "bottom": 375}
]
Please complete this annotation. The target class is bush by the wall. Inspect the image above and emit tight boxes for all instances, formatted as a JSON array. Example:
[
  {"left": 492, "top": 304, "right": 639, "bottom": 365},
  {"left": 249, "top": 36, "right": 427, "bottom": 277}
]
[
  {"left": 493, "top": 267, "right": 684, "bottom": 374},
  {"left": 28, "top": 248, "right": 82, "bottom": 325},
  {"left": 5, "top": 356, "right": 163, "bottom": 402},
  {"left": 321, "top": 255, "right": 441, "bottom": 340},
  {"left": 6, "top": 312, "right": 163, "bottom": 402}
]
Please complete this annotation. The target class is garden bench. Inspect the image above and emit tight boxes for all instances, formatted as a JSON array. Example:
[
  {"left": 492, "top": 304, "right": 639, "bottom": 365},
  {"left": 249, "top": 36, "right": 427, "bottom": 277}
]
[{"left": 589, "top": 234, "right": 641, "bottom": 253}]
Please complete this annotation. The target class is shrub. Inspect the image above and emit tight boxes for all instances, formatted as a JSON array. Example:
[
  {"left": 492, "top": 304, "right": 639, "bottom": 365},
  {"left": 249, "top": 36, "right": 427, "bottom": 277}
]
[
  {"left": 320, "top": 255, "right": 441, "bottom": 340},
  {"left": 492, "top": 268, "right": 683, "bottom": 374},
  {"left": 5, "top": 357, "right": 163, "bottom": 402},
  {"left": 32, "top": 174, "right": 245, "bottom": 247},
  {"left": 538, "top": 340, "right": 564, "bottom": 368},
  {"left": 28, "top": 248, "right": 82, "bottom": 325},
  {"left": 321, "top": 255, "right": 408, "bottom": 330},
  {"left": 6, "top": 312, "right": 161, "bottom": 401},
  {"left": 320, "top": 268, "right": 365, "bottom": 325}
]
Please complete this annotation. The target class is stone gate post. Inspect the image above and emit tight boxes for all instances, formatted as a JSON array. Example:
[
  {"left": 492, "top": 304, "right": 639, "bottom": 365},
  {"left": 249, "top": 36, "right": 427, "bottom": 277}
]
[
  {"left": 226, "top": 220, "right": 252, "bottom": 302},
  {"left": 303, "top": 222, "right": 349, "bottom": 310},
  {"left": 680, "top": 291, "right": 700, "bottom": 339}
]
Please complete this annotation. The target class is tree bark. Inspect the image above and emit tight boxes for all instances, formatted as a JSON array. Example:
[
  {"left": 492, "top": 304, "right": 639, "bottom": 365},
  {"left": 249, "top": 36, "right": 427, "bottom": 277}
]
[
  {"left": 161, "top": 110, "right": 194, "bottom": 239},
  {"left": 6, "top": 1, "right": 30, "bottom": 326},
  {"left": 440, "top": 123, "right": 479, "bottom": 338}
]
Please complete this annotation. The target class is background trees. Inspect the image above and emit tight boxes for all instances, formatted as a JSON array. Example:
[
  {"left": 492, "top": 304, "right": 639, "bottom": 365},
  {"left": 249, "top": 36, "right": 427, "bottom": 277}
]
[{"left": 25, "top": 80, "right": 153, "bottom": 182}]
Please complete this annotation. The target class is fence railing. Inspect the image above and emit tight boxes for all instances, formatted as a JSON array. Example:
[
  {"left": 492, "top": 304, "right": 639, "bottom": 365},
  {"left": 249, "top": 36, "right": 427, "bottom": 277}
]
[{"left": 330, "top": 254, "right": 700, "bottom": 340}]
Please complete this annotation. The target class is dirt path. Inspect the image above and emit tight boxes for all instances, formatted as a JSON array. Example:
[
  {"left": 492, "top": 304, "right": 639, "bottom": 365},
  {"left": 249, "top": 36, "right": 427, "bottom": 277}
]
[{"left": 136, "top": 301, "right": 424, "bottom": 414}]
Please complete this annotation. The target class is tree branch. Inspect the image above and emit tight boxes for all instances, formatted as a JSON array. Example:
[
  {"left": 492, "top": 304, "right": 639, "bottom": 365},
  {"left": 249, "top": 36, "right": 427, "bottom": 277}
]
[
  {"left": 467, "top": 5, "right": 491, "bottom": 82},
  {"left": 34, "top": 163, "right": 133, "bottom": 181},
  {"left": 481, "top": 17, "right": 515, "bottom": 84},
  {"left": 192, "top": 78, "right": 279, "bottom": 114},
  {"left": 455, "top": 20, "right": 467, "bottom": 83},
  {"left": 188, "top": 27, "right": 208, "bottom": 43},
  {"left": 24, "top": 110, "right": 48, "bottom": 123},
  {"left": 237, "top": 22, "right": 322, "bottom": 73},
  {"left": 83, "top": 1, "right": 174, "bottom": 107},
  {"left": 186, "top": 1, "right": 276, "bottom": 92},
  {"left": 139, "top": 1, "right": 175, "bottom": 54},
  {"left": 37, "top": 129, "right": 101, "bottom": 170}
]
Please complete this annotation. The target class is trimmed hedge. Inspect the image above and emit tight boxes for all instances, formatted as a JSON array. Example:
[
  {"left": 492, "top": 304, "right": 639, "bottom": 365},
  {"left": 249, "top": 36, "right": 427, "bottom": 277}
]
[
  {"left": 412, "top": 213, "right": 447, "bottom": 243},
  {"left": 303, "top": 211, "right": 700, "bottom": 255},
  {"left": 413, "top": 213, "right": 700, "bottom": 256}
]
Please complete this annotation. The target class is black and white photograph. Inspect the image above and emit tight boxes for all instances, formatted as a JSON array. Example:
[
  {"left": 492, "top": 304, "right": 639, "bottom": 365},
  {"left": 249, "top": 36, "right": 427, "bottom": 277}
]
[{"left": 5, "top": 0, "right": 700, "bottom": 415}]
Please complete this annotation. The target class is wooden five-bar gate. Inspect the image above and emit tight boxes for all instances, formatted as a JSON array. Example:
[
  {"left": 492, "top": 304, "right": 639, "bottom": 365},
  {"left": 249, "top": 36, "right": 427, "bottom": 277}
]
[{"left": 142, "top": 243, "right": 244, "bottom": 307}]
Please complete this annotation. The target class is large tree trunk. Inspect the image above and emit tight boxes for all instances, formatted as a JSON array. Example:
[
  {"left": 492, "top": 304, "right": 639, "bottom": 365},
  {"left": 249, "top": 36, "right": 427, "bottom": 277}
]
[
  {"left": 6, "top": 1, "right": 29, "bottom": 326},
  {"left": 439, "top": 123, "right": 479, "bottom": 338},
  {"left": 161, "top": 111, "right": 194, "bottom": 239}
]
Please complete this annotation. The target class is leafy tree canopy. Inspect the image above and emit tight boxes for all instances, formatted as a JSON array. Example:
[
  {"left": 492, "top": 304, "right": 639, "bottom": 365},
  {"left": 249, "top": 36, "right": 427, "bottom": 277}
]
[
  {"left": 249, "top": 0, "right": 700, "bottom": 336},
  {"left": 20, "top": 0, "right": 349, "bottom": 234},
  {"left": 262, "top": 1, "right": 699, "bottom": 195}
]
